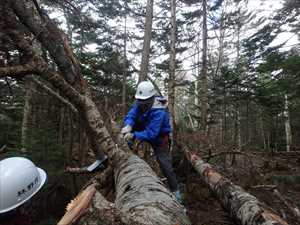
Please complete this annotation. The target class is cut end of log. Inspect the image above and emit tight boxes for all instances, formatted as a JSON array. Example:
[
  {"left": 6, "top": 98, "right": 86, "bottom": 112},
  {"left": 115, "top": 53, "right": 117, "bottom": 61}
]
[
  {"left": 190, "top": 154, "right": 200, "bottom": 164},
  {"left": 262, "top": 209, "right": 289, "bottom": 225},
  {"left": 57, "top": 184, "right": 96, "bottom": 225},
  {"left": 203, "top": 167, "right": 222, "bottom": 186}
]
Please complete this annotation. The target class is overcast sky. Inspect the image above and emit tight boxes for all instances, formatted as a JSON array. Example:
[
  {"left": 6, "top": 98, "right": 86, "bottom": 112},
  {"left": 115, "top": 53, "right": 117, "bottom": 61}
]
[
  {"left": 49, "top": 0, "right": 299, "bottom": 84},
  {"left": 248, "top": 0, "right": 298, "bottom": 47}
]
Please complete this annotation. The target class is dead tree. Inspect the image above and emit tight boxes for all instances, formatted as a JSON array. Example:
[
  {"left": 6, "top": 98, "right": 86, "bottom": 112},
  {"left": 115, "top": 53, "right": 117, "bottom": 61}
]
[
  {"left": 0, "top": 1, "right": 190, "bottom": 224},
  {"left": 186, "top": 151, "right": 289, "bottom": 225}
]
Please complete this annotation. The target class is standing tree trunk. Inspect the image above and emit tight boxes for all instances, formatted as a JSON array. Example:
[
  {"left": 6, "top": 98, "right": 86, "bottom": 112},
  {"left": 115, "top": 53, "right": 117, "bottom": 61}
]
[
  {"left": 260, "top": 108, "right": 266, "bottom": 150},
  {"left": 234, "top": 20, "right": 241, "bottom": 152},
  {"left": 21, "top": 0, "right": 42, "bottom": 149},
  {"left": 200, "top": 0, "right": 208, "bottom": 132},
  {"left": 139, "top": 0, "right": 154, "bottom": 83},
  {"left": 122, "top": 15, "right": 127, "bottom": 116},
  {"left": 215, "top": 6, "right": 226, "bottom": 145},
  {"left": 284, "top": 94, "right": 292, "bottom": 152},
  {"left": 21, "top": 76, "right": 33, "bottom": 148},
  {"left": 169, "top": 0, "right": 176, "bottom": 150},
  {"left": 58, "top": 106, "right": 65, "bottom": 145},
  {"left": 222, "top": 83, "right": 227, "bottom": 145}
]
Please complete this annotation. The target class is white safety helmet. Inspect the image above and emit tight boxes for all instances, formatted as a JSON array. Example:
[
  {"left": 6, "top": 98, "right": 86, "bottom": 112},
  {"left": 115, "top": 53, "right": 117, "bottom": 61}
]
[
  {"left": 135, "top": 81, "right": 156, "bottom": 100},
  {"left": 0, "top": 157, "right": 47, "bottom": 214}
]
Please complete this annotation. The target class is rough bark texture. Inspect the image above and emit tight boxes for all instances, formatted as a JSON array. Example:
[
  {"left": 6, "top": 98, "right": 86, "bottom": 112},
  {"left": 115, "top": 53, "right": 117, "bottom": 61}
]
[
  {"left": 187, "top": 153, "right": 289, "bottom": 225},
  {"left": 21, "top": 76, "right": 34, "bottom": 147},
  {"left": 115, "top": 154, "right": 190, "bottom": 225},
  {"left": 76, "top": 191, "right": 126, "bottom": 225},
  {"left": 138, "top": 0, "right": 153, "bottom": 83}
]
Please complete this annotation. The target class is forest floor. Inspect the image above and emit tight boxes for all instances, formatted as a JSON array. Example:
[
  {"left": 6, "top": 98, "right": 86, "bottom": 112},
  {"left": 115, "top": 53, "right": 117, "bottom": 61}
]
[
  {"left": 175, "top": 150, "right": 300, "bottom": 225},
  {"left": 23, "top": 146, "right": 300, "bottom": 225}
]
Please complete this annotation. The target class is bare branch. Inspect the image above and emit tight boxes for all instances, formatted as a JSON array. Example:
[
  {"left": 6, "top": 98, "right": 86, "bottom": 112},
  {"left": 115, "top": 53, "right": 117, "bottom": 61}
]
[
  {"left": 65, "top": 166, "right": 89, "bottom": 174},
  {"left": 146, "top": 75, "right": 162, "bottom": 96},
  {"left": 0, "top": 145, "right": 7, "bottom": 153},
  {"left": 31, "top": 76, "right": 78, "bottom": 113},
  {"left": 0, "top": 61, "right": 37, "bottom": 78}
]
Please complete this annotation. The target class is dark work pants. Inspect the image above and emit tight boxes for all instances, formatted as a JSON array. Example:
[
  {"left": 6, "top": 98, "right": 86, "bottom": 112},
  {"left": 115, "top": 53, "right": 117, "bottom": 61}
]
[{"left": 152, "top": 145, "right": 179, "bottom": 192}]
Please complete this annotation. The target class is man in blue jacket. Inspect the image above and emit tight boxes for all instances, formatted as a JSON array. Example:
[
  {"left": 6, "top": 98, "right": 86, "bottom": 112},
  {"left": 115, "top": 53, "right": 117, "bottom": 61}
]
[{"left": 121, "top": 81, "right": 182, "bottom": 203}]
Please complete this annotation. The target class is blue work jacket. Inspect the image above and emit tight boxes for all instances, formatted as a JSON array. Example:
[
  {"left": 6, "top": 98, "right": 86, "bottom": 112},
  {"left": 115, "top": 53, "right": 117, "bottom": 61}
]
[{"left": 124, "top": 97, "right": 171, "bottom": 146}]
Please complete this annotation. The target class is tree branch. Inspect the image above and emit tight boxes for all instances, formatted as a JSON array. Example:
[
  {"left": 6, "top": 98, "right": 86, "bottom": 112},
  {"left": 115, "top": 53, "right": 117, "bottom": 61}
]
[
  {"left": 30, "top": 76, "right": 78, "bottom": 113},
  {"left": 9, "top": 0, "right": 80, "bottom": 84},
  {"left": 0, "top": 61, "right": 37, "bottom": 79}
]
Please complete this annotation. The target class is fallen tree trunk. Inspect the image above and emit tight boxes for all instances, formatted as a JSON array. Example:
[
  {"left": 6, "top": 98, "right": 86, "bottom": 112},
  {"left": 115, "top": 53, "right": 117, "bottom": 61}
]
[
  {"left": 186, "top": 152, "right": 289, "bottom": 225},
  {"left": 115, "top": 154, "right": 189, "bottom": 225}
]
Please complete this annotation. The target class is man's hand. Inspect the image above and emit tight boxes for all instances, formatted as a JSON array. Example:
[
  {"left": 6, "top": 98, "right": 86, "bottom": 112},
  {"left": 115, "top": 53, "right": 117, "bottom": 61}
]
[
  {"left": 124, "top": 132, "right": 134, "bottom": 142},
  {"left": 121, "top": 125, "right": 132, "bottom": 134}
]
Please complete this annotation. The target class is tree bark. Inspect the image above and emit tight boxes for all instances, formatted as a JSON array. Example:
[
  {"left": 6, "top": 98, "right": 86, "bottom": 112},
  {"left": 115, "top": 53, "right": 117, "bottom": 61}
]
[
  {"left": 122, "top": 15, "right": 127, "bottom": 117},
  {"left": 21, "top": 76, "right": 33, "bottom": 148},
  {"left": 284, "top": 94, "right": 292, "bottom": 152},
  {"left": 200, "top": 0, "right": 208, "bottom": 132},
  {"left": 186, "top": 152, "right": 289, "bottom": 225},
  {"left": 139, "top": 0, "right": 154, "bottom": 83},
  {"left": 169, "top": 0, "right": 176, "bottom": 151},
  {"left": 58, "top": 106, "right": 65, "bottom": 145},
  {"left": 235, "top": 14, "right": 241, "bottom": 152}
]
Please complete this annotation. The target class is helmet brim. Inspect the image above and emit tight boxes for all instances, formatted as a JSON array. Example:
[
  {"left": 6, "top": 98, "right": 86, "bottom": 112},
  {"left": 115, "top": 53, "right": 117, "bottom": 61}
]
[
  {"left": 135, "top": 93, "right": 155, "bottom": 100},
  {"left": 0, "top": 168, "right": 47, "bottom": 214}
]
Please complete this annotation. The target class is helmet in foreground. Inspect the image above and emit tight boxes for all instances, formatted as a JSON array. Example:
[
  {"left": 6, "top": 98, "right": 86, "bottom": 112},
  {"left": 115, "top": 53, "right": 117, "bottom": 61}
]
[
  {"left": 0, "top": 157, "right": 47, "bottom": 213},
  {"left": 135, "top": 81, "right": 156, "bottom": 100}
]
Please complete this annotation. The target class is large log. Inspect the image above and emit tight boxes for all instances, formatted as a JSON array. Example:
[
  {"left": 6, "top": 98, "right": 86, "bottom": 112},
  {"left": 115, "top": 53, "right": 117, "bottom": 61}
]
[
  {"left": 187, "top": 152, "right": 289, "bottom": 225},
  {"left": 115, "top": 154, "right": 189, "bottom": 225}
]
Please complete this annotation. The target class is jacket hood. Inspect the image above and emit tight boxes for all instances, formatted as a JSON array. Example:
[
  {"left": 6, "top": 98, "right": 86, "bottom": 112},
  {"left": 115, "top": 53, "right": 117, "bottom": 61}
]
[{"left": 152, "top": 96, "right": 168, "bottom": 109}]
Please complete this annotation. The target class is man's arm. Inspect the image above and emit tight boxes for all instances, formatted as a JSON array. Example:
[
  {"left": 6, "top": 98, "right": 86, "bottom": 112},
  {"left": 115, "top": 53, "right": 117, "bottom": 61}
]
[{"left": 124, "top": 104, "right": 139, "bottom": 127}]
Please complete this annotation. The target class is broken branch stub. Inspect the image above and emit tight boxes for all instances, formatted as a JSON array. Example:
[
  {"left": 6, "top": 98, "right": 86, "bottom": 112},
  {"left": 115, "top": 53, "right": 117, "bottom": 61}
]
[{"left": 57, "top": 184, "right": 97, "bottom": 225}]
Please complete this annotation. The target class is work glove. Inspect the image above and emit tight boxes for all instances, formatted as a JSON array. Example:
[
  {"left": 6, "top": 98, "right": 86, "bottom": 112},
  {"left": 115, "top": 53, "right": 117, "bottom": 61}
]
[
  {"left": 121, "top": 125, "right": 132, "bottom": 135},
  {"left": 124, "top": 132, "right": 134, "bottom": 142}
]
